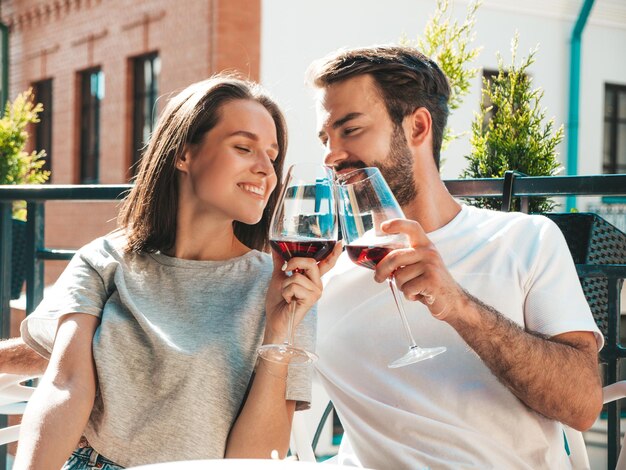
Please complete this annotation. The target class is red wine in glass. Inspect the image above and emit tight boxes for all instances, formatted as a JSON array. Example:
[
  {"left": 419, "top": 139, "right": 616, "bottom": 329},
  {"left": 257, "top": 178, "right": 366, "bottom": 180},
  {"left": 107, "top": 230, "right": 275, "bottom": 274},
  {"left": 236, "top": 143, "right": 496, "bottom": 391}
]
[
  {"left": 271, "top": 239, "right": 337, "bottom": 263},
  {"left": 346, "top": 245, "right": 397, "bottom": 270},
  {"left": 337, "top": 167, "right": 446, "bottom": 368},
  {"left": 258, "top": 163, "right": 337, "bottom": 366}
]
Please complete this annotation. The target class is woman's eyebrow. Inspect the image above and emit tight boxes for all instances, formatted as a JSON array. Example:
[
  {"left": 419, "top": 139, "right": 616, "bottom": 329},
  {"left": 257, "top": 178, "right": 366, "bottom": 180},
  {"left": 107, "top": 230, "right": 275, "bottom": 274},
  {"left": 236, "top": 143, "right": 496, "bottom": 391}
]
[
  {"left": 229, "top": 130, "right": 278, "bottom": 150},
  {"left": 229, "top": 130, "right": 258, "bottom": 140}
]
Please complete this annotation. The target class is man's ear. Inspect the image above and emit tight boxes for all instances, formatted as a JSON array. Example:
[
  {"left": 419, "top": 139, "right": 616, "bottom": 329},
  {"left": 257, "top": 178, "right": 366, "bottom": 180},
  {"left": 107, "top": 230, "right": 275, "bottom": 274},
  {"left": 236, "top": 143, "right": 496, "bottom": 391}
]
[{"left": 405, "top": 107, "right": 432, "bottom": 147}]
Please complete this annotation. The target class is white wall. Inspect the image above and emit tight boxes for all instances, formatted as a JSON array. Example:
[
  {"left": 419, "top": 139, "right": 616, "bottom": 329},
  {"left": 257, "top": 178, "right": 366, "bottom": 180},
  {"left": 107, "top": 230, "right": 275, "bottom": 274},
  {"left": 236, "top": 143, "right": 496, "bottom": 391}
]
[
  {"left": 260, "top": 0, "right": 626, "bottom": 182},
  {"left": 580, "top": 20, "right": 626, "bottom": 176},
  {"left": 261, "top": 1, "right": 626, "bottom": 454}
]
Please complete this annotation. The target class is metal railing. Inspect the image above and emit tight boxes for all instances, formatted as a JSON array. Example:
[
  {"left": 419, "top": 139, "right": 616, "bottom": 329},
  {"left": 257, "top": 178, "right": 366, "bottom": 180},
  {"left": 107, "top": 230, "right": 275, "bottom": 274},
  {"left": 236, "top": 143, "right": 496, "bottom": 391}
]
[
  {"left": 0, "top": 173, "right": 625, "bottom": 468},
  {"left": 0, "top": 184, "right": 131, "bottom": 468},
  {"left": 0, "top": 184, "right": 132, "bottom": 323}
]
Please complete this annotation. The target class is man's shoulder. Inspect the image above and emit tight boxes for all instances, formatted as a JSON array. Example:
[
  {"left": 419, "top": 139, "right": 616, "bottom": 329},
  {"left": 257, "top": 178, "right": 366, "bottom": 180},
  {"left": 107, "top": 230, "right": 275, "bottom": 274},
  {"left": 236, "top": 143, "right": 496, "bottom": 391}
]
[
  {"left": 463, "top": 204, "right": 557, "bottom": 234},
  {"left": 450, "top": 206, "right": 568, "bottom": 261}
]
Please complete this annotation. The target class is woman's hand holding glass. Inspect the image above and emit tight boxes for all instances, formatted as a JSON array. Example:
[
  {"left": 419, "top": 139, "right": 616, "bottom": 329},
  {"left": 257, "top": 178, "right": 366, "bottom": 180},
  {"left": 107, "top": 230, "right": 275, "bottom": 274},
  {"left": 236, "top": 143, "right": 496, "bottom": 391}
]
[
  {"left": 263, "top": 243, "right": 340, "bottom": 355},
  {"left": 258, "top": 163, "right": 340, "bottom": 365}
]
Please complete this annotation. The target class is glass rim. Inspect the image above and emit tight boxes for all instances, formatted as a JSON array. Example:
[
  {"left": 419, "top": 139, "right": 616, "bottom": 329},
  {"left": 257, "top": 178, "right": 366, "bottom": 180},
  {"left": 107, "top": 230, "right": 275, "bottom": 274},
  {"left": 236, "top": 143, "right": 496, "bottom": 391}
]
[
  {"left": 336, "top": 167, "right": 381, "bottom": 186},
  {"left": 285, "top": 163, "right": 334, "bottom": 183}
]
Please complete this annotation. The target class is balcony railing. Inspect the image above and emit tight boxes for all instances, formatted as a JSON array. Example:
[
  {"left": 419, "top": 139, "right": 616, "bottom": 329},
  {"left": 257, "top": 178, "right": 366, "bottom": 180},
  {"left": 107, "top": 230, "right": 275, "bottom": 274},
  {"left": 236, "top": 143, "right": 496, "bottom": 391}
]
[{"left": 0, "top": 173, "right": 624, "bottom": 468}]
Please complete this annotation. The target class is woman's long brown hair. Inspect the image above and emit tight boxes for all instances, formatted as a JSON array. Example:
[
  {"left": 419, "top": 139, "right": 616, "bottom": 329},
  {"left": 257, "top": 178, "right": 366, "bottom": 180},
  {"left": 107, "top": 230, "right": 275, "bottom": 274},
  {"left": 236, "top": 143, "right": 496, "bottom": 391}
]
[{"left": 118, "top": 74, "right": 287, "bottom": 253}]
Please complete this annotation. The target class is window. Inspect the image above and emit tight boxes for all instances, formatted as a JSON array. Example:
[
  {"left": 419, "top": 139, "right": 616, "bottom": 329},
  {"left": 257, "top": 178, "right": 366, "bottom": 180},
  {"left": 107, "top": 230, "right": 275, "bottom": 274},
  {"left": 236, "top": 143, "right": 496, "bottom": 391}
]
[
  {"left": 32, "top": 78, "right": 53, "bottom": 177},
  {"left": 481, "top": 69, "right": 523, "bottom": 131},
  {"left": 78, "top": 68, "right": 104, "bottom": 184},
  {"left": 131, "top": 52, "right": 160, "bottom": 174},
  {"left": 481, "top": 69, "right": 500, "bottom": 131},
  {"left": 603, "top": 84, "right": 626, "bottom": 174}
]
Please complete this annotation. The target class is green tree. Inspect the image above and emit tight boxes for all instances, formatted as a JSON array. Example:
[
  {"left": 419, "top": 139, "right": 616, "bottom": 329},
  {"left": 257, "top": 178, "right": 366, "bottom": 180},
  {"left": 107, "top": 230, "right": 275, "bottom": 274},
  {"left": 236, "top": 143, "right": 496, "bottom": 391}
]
[
  {"left": 461, "top": 35, "right": 563, "bottom": 213},
  {"left": 401, "top": 0, "right": 482, "bottom": 153},
  {"left": 0, "top": 89, "right": 50, "bottom": 219}
]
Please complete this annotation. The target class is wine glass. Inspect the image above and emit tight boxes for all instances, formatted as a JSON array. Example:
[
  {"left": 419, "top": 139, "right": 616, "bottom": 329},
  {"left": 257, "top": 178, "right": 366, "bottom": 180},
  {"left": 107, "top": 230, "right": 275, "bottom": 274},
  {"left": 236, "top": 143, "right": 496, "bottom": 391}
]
[
  {"left": 336, "top": 167, "right": 446, "bottom": 368},
  {"left": 258, "top": 163, "right": 338, "bottom": 366}
]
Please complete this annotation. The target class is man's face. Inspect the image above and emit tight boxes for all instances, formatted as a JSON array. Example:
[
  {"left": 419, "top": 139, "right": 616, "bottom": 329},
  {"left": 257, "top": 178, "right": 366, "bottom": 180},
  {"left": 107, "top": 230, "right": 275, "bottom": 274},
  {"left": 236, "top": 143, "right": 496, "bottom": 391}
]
[{"left": 316, "top": 74, "right": 417, "bottom": 207}]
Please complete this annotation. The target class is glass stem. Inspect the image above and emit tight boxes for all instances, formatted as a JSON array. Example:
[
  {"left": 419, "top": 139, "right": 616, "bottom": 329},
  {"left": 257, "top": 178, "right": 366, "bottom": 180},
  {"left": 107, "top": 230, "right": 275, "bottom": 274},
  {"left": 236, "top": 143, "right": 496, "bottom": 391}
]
[
  {"left": 388, "top": 277, "right": 418, "bottom": 349},
  {"left": 285, "top": 300, "right": 297, "bottom": 346}
]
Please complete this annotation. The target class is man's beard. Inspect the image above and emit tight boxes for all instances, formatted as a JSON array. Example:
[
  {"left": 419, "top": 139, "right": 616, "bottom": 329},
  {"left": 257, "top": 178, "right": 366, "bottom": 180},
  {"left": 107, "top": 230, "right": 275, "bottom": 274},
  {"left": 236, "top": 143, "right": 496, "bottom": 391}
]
[
  {"left": 374, "top": 124, "right": 417, "bottom": 207},
  {"left": 333, "top": 124, "right": 417, "bottom": 208}
]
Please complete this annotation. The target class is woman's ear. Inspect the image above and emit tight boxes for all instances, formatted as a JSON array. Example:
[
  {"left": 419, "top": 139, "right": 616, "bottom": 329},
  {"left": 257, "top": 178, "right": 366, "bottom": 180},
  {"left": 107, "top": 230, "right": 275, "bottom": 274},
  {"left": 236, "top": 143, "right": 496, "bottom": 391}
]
[
  {"left": 405, "top": 107, "right": 432, "bottom": 147},
  {"left": 176, "top": 148, "right": 191, "bottom": 173}
]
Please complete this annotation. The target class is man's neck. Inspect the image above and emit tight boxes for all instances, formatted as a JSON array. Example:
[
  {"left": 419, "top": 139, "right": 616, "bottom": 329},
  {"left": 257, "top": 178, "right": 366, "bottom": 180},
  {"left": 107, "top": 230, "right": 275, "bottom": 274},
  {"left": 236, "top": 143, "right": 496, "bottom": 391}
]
[{"left": 402, "top": 178, "right": 461, "bottom": 234}]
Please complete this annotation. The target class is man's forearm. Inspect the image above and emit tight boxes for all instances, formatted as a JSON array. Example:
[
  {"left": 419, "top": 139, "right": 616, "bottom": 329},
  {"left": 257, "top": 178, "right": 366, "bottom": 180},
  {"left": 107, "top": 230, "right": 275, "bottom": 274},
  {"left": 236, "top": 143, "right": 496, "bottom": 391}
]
[
  {"left": 446, "top": 290, "right": 602, "bottom": 431},
  {"left": 0, "top": 337, "right": 48, "bottom": 374}
]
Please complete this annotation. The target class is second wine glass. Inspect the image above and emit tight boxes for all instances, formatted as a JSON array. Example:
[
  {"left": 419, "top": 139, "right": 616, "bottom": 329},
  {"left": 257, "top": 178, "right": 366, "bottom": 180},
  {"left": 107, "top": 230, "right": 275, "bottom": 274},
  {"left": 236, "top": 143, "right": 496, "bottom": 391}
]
[
  {"left": 336, "top": 167, "right": 446, "bottom": 368},
  {"left": 258, "top": 163, "right": 338, "bottom": 366}
]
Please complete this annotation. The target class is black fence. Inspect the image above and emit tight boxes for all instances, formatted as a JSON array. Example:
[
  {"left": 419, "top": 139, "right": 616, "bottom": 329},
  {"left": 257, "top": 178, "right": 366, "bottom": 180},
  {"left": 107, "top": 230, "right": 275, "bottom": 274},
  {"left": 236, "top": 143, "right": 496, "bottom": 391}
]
[{"left": 0, "top": 173, "right": 624, "bottom": 468}]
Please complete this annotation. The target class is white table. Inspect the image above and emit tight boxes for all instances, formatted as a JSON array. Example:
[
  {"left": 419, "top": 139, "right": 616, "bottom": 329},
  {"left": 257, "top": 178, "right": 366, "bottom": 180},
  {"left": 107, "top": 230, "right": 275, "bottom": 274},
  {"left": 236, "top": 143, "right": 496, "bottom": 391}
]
[{"left": 128, "top": 459, "right": 360, "bottom": 469}]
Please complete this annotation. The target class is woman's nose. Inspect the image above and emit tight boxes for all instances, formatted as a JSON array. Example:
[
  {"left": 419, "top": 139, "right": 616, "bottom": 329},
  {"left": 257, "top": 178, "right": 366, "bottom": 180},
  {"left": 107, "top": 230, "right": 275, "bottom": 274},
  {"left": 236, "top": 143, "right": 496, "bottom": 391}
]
[{"left": 254, "top": 153, "right": 275, "bottom": 175}]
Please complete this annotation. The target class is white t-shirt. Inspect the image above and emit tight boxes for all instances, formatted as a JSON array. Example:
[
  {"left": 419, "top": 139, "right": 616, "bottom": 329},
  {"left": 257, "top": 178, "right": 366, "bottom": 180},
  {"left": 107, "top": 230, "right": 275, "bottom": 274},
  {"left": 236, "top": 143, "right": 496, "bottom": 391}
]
[{"left": 316, "top": 204, "right": 602, "bottom": 470}]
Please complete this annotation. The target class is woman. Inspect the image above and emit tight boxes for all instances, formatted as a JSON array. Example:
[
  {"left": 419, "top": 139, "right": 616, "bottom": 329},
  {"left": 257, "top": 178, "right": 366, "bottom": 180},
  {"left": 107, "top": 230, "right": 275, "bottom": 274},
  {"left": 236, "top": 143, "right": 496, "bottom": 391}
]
[{"left": 15, "top": 75, "right": 341, "bottom": 469}]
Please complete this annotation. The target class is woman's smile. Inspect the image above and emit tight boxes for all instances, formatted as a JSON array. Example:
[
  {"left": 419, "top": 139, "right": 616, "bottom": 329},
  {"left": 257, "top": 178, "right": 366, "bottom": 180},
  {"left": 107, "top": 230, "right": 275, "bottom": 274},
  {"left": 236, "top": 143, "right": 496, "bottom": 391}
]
[{"left": 238, "top": 182, "right": 266, "bottom": 198}]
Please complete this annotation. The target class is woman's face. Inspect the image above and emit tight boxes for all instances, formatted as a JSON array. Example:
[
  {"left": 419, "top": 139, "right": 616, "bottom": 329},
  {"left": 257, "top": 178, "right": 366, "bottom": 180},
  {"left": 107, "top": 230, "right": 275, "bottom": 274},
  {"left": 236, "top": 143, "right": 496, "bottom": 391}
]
[{"left": 180, "top": 99, "right": 279, "bottom": 225}]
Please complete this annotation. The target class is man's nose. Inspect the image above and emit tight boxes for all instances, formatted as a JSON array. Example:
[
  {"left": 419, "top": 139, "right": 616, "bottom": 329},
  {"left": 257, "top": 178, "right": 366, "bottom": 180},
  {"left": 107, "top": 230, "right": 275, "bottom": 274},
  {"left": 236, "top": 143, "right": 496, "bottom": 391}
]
[{"left": 323, "top": 141, "right": 348, "bottom": 168}]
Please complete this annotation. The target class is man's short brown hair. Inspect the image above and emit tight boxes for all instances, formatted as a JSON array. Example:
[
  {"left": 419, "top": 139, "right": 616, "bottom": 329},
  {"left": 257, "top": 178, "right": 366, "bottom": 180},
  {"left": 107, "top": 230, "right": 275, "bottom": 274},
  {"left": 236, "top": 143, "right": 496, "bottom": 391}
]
[{"left": 308, "top": 45, "right": 450, "bottom": 168}]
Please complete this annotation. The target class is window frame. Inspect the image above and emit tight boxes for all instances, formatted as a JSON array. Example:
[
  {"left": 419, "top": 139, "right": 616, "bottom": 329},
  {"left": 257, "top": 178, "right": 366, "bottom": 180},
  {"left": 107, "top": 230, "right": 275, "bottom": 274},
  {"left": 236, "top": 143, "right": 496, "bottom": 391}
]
[
  {"left": 130, "top": 51, "right": 160, "bottom": 176},
  {"left": 32, "top": 78, "right": 53, "bottom": 179},
  {"left": 602, "top": 83, "right": 626, "bottom": 204},
  {"left": 78, "top": 67, "right": 104, "bottom": 184},
  {"left": 603, "top": 83, "right": 626, "bottom": 175}
]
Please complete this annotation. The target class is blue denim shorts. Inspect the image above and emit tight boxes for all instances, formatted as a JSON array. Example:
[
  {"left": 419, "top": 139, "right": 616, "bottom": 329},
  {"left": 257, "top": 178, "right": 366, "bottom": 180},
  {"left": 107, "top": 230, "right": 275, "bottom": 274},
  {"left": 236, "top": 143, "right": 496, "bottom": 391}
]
[{"left": 61, "top": 437, "right": 123, "bottom": 470}]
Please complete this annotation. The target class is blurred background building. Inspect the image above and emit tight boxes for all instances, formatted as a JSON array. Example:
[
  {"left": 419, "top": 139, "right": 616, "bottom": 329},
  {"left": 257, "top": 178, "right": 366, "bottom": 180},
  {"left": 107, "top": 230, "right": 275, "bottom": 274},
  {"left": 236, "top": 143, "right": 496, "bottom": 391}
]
[{"left": 1, "top": 0, "right": 261, "bottom": 283}]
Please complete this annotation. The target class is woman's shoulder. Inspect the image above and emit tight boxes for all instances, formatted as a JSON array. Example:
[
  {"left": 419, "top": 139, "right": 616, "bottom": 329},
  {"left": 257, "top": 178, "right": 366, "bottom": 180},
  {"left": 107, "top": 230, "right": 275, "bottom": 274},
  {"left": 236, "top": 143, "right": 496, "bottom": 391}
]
[
  {"left": 76, "top": 230, "right": 130, "bottom": 265},
  {"left": 80, "top": 230, "right": 122, "bottom": 250}
]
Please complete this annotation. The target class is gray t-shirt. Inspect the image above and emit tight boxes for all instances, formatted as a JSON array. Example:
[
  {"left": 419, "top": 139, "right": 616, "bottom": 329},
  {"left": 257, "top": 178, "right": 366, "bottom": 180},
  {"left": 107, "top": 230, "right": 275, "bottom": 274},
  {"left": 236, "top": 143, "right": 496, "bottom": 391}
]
[{"left": 21, "top": 233, "right": 314, "bottom": 467}]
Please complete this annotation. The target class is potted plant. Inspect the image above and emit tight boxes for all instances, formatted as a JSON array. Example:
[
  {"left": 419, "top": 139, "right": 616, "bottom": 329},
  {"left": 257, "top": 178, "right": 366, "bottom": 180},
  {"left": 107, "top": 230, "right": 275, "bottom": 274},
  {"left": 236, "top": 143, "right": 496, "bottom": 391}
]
[
  {"left": 461, "top": 35, "right": 563, "bottom": 213},
  {"left": 401, "top": 0, "right": 482, "bottom": 158},
  {"left": 0, "top": 89, "right": 50, "bottom": 299}
]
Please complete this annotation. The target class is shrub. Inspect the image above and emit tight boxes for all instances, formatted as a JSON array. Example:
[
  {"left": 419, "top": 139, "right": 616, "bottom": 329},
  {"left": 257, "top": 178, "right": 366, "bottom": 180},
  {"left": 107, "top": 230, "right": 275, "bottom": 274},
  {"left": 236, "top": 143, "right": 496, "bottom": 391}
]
[
  {"left": 461, "top": 35, "right": 564, "bottom": 213},
  {"left": 0, "top": 89, "right": 50, "bottom": 220}
]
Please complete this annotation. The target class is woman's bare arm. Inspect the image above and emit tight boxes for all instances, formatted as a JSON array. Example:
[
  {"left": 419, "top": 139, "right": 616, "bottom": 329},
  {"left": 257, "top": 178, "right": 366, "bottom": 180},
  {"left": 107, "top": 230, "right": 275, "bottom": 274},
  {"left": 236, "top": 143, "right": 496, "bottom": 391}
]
[{"left": 13, "top": 314, "right": 99, "bottom": 470}]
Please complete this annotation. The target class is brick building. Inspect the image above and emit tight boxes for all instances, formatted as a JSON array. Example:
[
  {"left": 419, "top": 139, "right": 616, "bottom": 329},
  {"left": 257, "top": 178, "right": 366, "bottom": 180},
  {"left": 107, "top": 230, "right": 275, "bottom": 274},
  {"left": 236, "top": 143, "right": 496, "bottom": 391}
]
[{"left": 1, "top": 0, "right": 261, "bottom": 285}]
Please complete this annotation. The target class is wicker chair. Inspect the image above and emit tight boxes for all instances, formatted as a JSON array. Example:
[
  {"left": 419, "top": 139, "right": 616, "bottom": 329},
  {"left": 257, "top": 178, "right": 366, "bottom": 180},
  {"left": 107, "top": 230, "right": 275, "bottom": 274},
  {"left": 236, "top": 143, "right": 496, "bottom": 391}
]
[
  {"left": 545, "top": 213, "right": 626, "bottom": 349},
  {"left": 537, "top": 213, "right": 625, "bottom": 469}
]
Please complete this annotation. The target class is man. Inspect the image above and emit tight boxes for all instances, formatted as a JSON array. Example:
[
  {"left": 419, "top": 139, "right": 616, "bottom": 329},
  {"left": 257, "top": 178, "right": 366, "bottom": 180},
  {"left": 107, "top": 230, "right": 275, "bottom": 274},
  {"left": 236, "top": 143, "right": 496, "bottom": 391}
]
[
  {"left": 310, "top": 45, "right": 603, "bottom": 469},
  {"left": 0, "top": 45, "right": 604, "bottom": 468},
  {"left": 0, "top": 338, "right": 46, "bottom": 375}
]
